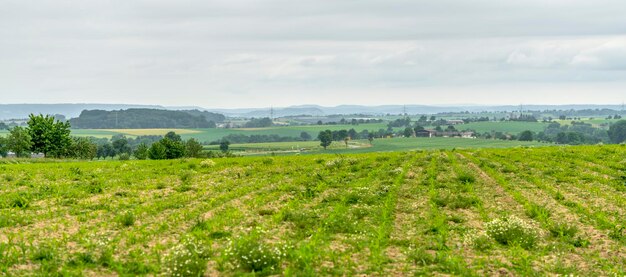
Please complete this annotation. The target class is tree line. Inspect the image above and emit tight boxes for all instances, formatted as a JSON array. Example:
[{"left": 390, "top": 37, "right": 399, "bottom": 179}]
[
  {"left": 69, "top": 109, "right": 223, "bottom": 129},
  {"left": 519, "top": 120, "right": 626, "bottom": 145},
  {"left": 0, "top": 114, "right": 224, "bottom": 160}
]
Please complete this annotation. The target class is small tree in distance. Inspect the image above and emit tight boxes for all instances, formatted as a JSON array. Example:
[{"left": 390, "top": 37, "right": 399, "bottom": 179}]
[
  {"left": 185, "top": 138, "right": 204, "bottom": 158},
  {"left": 518, "top": 130, "right": 534, "bottom": 141},
  {"left": 318, "top": 130, "right": 332, "bottom": 149},
  {"left": 219, "top": 140, "right": 230, "bottom": 152}
]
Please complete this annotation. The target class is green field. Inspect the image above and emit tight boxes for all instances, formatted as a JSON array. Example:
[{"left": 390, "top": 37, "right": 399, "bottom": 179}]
[
  {"left": 1, "top": 145, "right": 624, "bottom": 275},
  {"left": 205, "top": 138, "right": 549, "bottom": 155},
  {"left": 0, "top": 121, "right": 555, "bottom": 143},
  {"left": 66, "top": 123, "right": 389, "bottom": 142},
  {"left": 459, "top": 121, "right": 548, "bottom": 133}
]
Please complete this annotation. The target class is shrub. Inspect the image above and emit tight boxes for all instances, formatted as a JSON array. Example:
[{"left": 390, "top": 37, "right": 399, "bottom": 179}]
[
  {"left": 118, "top": 153, "right": 130, "bottom": 161},
  {"left": 200, "top": 159, "right": 216, "bottom": 168},
  {"left": 486, "top": 215, "right": 539, "bottom": 249},
  {"left": 223, "top": 233, "right": 288, "bottom": 274},
  {"left": 162, "top": 236, "right": 210, "bottom": 277},
  {"left": 180, "top": 171, "right": 194, "bottom": 184}
]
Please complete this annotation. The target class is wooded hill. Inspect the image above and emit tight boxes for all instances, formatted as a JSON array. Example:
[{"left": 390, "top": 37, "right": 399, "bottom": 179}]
[{"left": 69, "top": 109, "right": 224, "bottom": 129}]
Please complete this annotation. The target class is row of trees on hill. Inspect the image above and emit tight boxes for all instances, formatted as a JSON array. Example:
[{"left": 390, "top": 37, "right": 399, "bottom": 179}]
[{"left": 69, "top": 109, "right": 224, "bottom": 129}]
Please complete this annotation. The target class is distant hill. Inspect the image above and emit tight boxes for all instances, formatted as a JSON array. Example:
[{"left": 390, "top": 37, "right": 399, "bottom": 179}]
[
  {"left": 208, "top": 104, "right": 625, "bottom": 117},
  {"left": 1, "top": 103, "right": 623, "bottom": 120},
  {"left": 0, "top": 104, "right": 165, "bottom": 120},
  {"left": 69, "top": 109, "right": 220, "bottom": 129}
]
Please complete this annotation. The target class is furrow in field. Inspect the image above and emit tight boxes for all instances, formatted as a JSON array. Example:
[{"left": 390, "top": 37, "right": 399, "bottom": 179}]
[
  {"left": 503, "top": 156, "right": 626, "bottom": 225},
  {"left": 462, "top": 153, "right": 626, "bottom": 274}
]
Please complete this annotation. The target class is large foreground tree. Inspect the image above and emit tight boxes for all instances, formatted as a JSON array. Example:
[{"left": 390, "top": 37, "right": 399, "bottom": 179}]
[{"left": 27, "top": 114, "right": 71, "bottom": 158}]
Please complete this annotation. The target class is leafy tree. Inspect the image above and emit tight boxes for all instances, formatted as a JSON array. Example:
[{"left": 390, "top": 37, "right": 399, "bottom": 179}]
[
  {"left": 348, "top": 128, "right": 358, "bottom": 140},
  {"left": 165, "top": 131, "right": 182, "bottom": 142},
  {"left": 134, "top": 143, "right": 149, "bottom": 160},
  {"left": 332, "top": 130, "right": 349, "bottom": 141},
  {"left": 368, "top": 133, "right": 375, "bottom": 145},
  {"left": 97, "top": 143, "right": 116, "bottom": 159},
  {"left": 0, "top": 122, "right": 7, "bottom": 130},
  {"left": 403, "top": 127, "right": 414, "bottom": 138},
  {"left": 0, "top": 136, "right": 8, "bottom": 157},
  {"left": 608, "top": 120, "right": 626, "bottom": 143},
  {"left": 343, "top": 137, "right": 350, "bottom": 148},
  {"left": 185, "top": 138, "right": 204, "bottom": 158},
  {"left": 318, "top": 130, "right": 332, "bottom": 149},
  {"left": 7, "top": 126, "right": 32, "bottom": 158},
  {"left": 300, "top": 132, "right": 312, "bottom": 141},
  {"left": 69, "top": 137, "right": 97, "bottom": 159},
  {"left": 160, "top": 138, "right": 186, "bottom": 159},
  {"left": 148, "top": 141, "right": 167, "bottom": 160},
  {"left": 446, "top": 125, "right": 457, "bottom": 132},
  {"left": 27, "top": 114, "right": 72, "bottom": 158},
  {"left": 112, "top": 136, "right": 132, "bottom": 155},
  {"left": 518, "top": 130, "right": 534, "bottom": 141},
  {"left": 219, "top": 140, "right": 230, "bottom": 152}
]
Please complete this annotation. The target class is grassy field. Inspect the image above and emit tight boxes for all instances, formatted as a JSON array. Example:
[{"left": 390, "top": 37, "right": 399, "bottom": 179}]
[
  {"left": 1, "top": 145, "right": 624, "bottom": 275},
  {"left": 205, "top": 138, "right": 549, "bottom": 155},
  {"left": 459, "top": 121, "right": 548, "bottom": 133},
  {"left": 63, "top": 123, "right": 390, "bottom": 142}
]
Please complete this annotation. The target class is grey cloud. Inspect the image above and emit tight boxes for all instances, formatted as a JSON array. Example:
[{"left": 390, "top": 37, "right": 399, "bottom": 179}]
[{"left": 1, "top": 1, "right": 626, "bottom": 107}]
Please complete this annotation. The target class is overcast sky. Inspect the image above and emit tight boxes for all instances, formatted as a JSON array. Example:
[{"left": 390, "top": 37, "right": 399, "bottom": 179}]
[{"left": 1, "top": 0, "right": 625, "bottom": 108}]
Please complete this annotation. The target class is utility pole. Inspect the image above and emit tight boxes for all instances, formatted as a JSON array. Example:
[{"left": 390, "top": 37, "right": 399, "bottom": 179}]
[
  {"left": 115, "top": 110, "right": 118, "bottom": 128},
  {"left": 270, "top": 106, "right": 274, "bottom": 120},
  {"left": 403, "top": 105, "right": 407, "bottom": 116}
]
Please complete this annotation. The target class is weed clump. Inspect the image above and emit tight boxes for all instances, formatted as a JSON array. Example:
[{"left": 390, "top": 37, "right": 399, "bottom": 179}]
[
  {"left": 486, "top": 215, "right": 540, "bottom": 249},
  {"left": 9, "top": 193, "right": 30, "bottom": 208},
  {"left": 162, "top": 236, "right": 210, "bottom": 277},
  {"left": 525, "top": 203, "right": 551, "bottom": 221},
  {"left": 200, "top": 159, "right": 216, "bottom": 168},
  {"left": 223, "top": 232, "right": 288, "bottom": 275},
  {"left": 117, "top": 211, "right": 136, "bottom": 227},
  {"left": 548, "top": 222, "right": 578, "bottom": 238},
  {"left": 457, "top": 173, "right": 476, "bottom": 184},
  {"left": 463, "top": 232, "right": 493, "bottom": 251}
]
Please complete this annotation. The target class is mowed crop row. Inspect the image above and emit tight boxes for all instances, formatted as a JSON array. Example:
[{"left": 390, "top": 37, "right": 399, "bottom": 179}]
[{"left": 0, "top": 145, "right": 624, "bottom": 275}]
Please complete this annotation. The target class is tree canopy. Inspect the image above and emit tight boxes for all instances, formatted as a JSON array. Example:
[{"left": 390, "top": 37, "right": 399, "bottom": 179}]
[
  {"left": 69, "top": 109, "right": 221, "bottom": 129},
  {"left": 608, "top": 120, "right": 626, "bottom": 143},
  {"left": 27, "top": 114, "right": 72, "bottom": 158}
]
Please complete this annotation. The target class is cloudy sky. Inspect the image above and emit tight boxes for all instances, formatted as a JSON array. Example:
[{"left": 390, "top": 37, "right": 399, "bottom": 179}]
[{"left": 1, "top": 0, "right": 625, "bottom": 108}]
